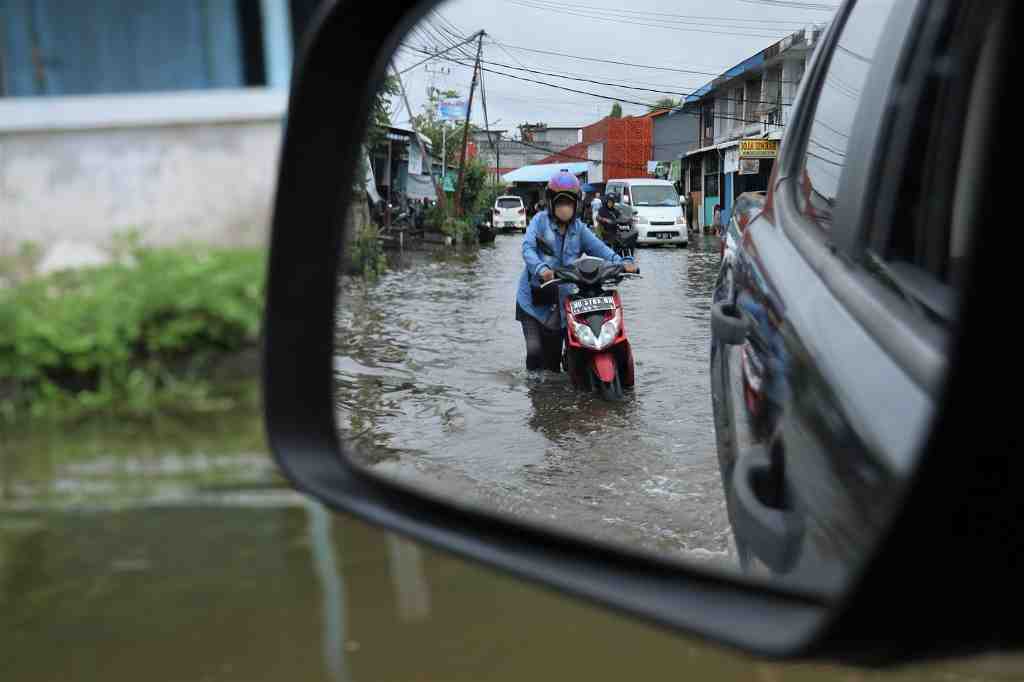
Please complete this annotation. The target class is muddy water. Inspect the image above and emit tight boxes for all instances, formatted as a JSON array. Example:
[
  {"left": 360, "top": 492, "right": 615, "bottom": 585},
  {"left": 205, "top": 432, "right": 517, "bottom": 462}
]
[
  {"left": 334, "top": 234, "right": 735, "bottom": 565},
  {"left": 3, "top": 383, "right": 1022, "bottom": 680}
]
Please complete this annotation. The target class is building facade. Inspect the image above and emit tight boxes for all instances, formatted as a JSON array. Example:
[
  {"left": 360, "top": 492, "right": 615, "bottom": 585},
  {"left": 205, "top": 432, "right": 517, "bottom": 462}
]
[
  {"left": 0, "top": 0, "right": 322, "bottom": 255},
  {"left": 677, "top": 27, "right": 824, "bottom": 231}
]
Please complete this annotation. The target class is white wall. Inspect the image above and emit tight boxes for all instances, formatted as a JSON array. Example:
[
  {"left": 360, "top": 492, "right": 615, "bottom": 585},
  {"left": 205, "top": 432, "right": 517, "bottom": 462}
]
[{"left": 0, "top": 90, "right": 285, "bottom": 256}]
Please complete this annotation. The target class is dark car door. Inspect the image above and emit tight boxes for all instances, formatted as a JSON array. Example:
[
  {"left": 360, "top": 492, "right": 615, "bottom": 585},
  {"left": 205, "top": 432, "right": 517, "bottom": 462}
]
[{"left": 711, "top": 0, "right": 945, "bottom": 593}]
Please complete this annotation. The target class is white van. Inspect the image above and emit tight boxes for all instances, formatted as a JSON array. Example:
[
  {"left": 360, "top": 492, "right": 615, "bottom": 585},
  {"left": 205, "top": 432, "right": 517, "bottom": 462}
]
[
  {"left": 604, "top": 178, "right": 687, "bottom": 247},
  {"left": 493, "top": 195, "right": 527, "bottom": 232}
]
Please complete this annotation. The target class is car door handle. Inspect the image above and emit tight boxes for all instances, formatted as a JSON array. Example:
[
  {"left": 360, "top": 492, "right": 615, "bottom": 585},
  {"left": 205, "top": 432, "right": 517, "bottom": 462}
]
[
  {"left": 731, "top": 444, "right": 804, "bottom": 574},
  {"left": 711, "top": 301, "right": 750, "bottom": 345}
]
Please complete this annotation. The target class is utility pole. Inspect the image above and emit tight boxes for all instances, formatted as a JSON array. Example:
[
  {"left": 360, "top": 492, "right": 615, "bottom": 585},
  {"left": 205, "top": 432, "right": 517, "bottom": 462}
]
[
  {"left": 389, "top": 62, "right": 445, "bottom": 207},
  {"left": 478, "top": 62, "right": 499, "bottom": 185},
  {"left": 453, "top": 33, "right": 484, "bottom": 217}
]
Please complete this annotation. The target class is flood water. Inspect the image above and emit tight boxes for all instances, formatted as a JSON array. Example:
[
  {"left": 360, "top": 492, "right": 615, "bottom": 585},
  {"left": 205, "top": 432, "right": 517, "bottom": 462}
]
[
  {"left": 3, "top": 374, "right": 1022, "bottom": 679},
  {"left": 334, "top": 233, "right": 734, "bottom": 565}
]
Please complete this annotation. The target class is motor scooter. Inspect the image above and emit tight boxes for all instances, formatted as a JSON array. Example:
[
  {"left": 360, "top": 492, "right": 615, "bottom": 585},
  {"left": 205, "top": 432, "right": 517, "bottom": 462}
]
[{"left": 539, "top": 256, "right": 641, "bottom": 400}]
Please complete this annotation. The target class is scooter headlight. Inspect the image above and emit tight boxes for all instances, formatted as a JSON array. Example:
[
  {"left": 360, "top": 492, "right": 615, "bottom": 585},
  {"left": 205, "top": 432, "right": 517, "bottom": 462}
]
[
  {"left": 572, "top": 320, "right": 600, "bottom": 349},
  {"left": 597, "top": 317, "right": 620, "bottom": 348}
]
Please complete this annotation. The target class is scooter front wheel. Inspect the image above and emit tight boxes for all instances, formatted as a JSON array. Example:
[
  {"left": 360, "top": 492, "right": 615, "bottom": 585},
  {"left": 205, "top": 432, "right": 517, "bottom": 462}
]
[{"left": 595, "top": 367, "right": 624, "bottom": 401}]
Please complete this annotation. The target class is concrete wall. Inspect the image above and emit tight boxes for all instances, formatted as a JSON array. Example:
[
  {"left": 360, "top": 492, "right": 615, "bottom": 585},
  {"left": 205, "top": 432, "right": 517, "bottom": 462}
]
[
  {"left": 534, "top": 128, "right": 580, "bottom": 149},
  {"left": 652, "top": 108, "right": 698, "bottom": 162},
  {"left": 0, "top": 89, "right": 285, "bottom": 256}
]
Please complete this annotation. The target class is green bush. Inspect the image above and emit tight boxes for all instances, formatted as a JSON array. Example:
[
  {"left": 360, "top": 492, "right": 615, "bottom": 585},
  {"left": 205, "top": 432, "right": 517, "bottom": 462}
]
[
  {"left": 441, "top": 217, "right": 477, "bottom": 245},
  {"left": 0, "top": 247, "right": 266, "bottom": 421},
  {"left": 349, "top": 220, "right": 388, "bottom": 280}
]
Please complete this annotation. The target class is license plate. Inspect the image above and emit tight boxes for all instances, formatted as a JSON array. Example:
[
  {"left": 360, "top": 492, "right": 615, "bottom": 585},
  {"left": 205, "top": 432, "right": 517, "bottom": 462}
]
[
  {"left": 505, "top": 222, "right": 516, "bottom": 227},
  {"left": 570, "top": 296, "right": 615, "bottom": 315}
]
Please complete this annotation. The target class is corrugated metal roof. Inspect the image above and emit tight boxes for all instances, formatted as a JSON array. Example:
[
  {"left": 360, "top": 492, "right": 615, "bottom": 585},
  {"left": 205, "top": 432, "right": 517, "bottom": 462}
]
[{"left": 502, "top": 161, "right": 590, "bottom": 184}]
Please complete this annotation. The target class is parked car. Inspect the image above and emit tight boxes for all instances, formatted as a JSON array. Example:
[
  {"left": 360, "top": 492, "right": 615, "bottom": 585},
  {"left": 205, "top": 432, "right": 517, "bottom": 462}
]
[
  {"left": 493, "top": 195, "right": 527, "bottom": 232},
  {"left": 709, "top": 0, "right": 978, "bottom": 586},
  {"left": 604, "top": 178, "right": 687, "bottom": 248},
  {"left": 716, "top": 191, "right": 766, "bottom": 300}
]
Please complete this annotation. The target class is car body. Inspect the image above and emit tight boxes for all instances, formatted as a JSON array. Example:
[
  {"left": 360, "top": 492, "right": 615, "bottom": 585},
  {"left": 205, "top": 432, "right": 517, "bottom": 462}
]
[
  {"left": 709, "top": 0, "right": 970, "bottom": 590},
  {"left": 493, "top": 195, "right": 527, "bottom": 232},
  {"left": 604, "top": 178, "right": 687, "bottom": 247},
  {"left": 716, "top": 191, "right": 766, "bottom": 300}
]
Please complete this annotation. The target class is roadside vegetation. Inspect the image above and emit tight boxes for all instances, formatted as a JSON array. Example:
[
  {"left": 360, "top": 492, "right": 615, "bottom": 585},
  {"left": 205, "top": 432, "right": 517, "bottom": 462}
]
[{"left": 0, "top": 243, "right": 264, "bottom": 422}]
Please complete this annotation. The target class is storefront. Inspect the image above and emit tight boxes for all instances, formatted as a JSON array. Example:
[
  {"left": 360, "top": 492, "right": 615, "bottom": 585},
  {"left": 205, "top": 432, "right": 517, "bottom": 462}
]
[
  {"left": 719, "top": 137, "right": 779, "bottom": 226},
  {"left": 703, "top": 153, "right": 721, "bottom": 231}
]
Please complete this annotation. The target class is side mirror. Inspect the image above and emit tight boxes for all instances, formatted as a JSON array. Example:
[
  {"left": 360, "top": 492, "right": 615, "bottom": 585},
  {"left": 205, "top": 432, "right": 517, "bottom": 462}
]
[{"left": 263, "top": 0, "right": 1009, "bottom": 667}]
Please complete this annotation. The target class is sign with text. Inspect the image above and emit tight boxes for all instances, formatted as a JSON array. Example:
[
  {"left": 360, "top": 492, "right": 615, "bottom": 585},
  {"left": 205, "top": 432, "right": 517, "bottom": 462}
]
[
  {"left": 739, "top": 158, "right": 761, "bottom": 175},
  {"left": 408, "top": 142, "right": 423, "bottom": 175},
  {"left": 724, "top": 147, "right": 740, "bottom": 174},
  {"left": 438, "top": 99, "right": 468, "bottom": 121},
  {"left": 739, "top": 139, "right": 779, "bottom": 159}
]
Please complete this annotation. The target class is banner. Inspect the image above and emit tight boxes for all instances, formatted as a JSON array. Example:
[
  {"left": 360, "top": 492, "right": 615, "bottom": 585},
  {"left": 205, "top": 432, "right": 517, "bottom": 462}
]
[
  {"left": 405, "top": 171, "right": 435, "bottom": 200},
  {"left": 739, "top": 139, "right": 779, "bottom": 159},
  {"left": 724, "top": 147, "right": 740, "bottom": 174},
  {"left": 408, "top": 142, "right": 423, "bottom": 175},
  {"left": 438, "top": 99, "right": 468, "bottom": 121},
  {"left": 739, "top": 158, "right": 761, "bottom": 175}
]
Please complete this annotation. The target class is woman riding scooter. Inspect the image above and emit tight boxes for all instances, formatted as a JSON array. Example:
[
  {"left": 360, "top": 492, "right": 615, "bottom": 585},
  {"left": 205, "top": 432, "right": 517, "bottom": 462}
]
[{"left": 515, "top": 171, "right": 638, "bottom": 372}]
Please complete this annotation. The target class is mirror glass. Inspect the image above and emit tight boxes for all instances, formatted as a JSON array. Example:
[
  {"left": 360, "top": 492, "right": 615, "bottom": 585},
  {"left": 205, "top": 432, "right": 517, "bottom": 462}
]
[{"left": 333, "top": 0, "right": 973, "bottom": 597}]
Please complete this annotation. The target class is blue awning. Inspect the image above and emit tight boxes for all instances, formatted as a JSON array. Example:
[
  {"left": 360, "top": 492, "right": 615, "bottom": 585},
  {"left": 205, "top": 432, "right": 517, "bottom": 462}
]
[{"left": 502, "top": 161, "right": 589, "bottom": 184}]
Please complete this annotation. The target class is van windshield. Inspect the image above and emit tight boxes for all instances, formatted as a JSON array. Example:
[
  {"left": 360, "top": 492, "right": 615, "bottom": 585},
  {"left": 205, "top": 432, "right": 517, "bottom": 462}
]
[{"left": 632, "top": 186, "right": 679, "bottom": 207}]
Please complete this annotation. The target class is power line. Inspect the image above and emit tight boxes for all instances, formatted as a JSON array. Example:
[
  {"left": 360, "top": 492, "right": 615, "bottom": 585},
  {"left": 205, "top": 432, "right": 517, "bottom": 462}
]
[
  {"left": 501, "top": 0, "right": 822, "bottom": 25},
  {"left": 504, "top": 0, "right": 795, "bottom": 38},
  {"left": 406, "top": 44, "right": 797, "bottom": 108},
  {"left": 734, "top": 0, "right": 837, "bottom": 10},
  {"left": 489, "top": 39, "right": 804, "bottom": 83}
]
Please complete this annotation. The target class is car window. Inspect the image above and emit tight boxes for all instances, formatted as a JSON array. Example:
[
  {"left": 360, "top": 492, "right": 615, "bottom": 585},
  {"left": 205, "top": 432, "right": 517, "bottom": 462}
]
[
  {"left": 631, "top": 186, "right": 678, "bottom": 207},
  {"left": 796, "top": 0, "right": 899, "bottom": 232},
  {"left": 856, "top": 1, "right": 993, "bottom": 327},
  {"left": 497, "top": 198, "right": 522, "bottom": 208}
]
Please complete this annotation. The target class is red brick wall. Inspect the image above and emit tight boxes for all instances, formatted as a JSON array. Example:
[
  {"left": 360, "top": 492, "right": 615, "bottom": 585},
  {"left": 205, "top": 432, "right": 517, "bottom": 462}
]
[{"left": 602, "top": 117, "right": 653, "bottom": 181}]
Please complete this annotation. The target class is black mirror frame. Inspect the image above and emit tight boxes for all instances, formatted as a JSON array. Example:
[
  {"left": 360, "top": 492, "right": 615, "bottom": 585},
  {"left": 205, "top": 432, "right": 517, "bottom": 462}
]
[{"left": 263, "top": 0, "right": 1020, "bottom": 665}]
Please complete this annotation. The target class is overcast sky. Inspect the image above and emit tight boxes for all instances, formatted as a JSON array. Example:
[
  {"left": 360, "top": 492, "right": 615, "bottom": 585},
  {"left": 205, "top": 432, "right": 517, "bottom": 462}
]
[{"left": 388, "top": 0, "right": 837, "bottom": 138}]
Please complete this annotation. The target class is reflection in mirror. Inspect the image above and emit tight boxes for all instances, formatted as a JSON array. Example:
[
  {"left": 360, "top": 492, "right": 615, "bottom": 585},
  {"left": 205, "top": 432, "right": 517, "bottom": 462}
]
[{"left": 333, "top": 0, "right": 971, "bottom": 597}]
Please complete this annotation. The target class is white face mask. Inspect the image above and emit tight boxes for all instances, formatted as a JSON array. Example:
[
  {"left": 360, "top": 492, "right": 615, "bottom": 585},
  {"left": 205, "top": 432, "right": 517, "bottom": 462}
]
[{"left": 554, "top": 203, "right": 574, "bottom": 222}]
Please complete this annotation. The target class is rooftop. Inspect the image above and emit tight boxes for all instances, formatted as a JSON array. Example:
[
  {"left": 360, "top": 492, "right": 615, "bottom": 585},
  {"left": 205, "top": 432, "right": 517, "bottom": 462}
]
[{"left": 502, "top": 161, "right": 590, "bottom": 184}]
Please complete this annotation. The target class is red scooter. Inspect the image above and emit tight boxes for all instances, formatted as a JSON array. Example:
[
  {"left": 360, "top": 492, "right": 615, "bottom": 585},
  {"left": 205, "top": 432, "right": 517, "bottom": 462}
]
[{"left": 539, "top": 256, "right": 640, "bottom": 400}]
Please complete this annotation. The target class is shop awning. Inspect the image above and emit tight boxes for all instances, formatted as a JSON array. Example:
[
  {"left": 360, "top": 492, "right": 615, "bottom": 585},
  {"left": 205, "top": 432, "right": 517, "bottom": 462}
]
[{"left": 502, "top": 161, "right": 589, "bottom": 184}]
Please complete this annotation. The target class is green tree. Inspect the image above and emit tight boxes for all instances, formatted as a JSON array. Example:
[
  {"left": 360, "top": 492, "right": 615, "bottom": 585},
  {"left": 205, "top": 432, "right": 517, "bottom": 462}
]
[
  {"left": 609, "top": 102, "right": 623, "bottom": 118},
  {"left": 355, "top": 74, "right": 400, "bottom": 193},
  {"left": 366, "top": 74, "right": 400, "bottom": 149},
  {"left": 649, "top": 97, "right": 680, "bottom": 114}
]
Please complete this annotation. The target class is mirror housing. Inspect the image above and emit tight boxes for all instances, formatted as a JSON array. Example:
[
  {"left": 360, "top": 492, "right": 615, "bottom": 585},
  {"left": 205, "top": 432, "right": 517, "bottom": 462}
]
[{"left": 264, "top": 0, "right": 1020, "bottom": 666}]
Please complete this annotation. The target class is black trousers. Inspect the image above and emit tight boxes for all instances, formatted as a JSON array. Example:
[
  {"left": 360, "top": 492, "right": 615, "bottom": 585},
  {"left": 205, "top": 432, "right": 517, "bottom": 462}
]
[{"left": 520, "top": 311, "right": 564, "bottom": 372}]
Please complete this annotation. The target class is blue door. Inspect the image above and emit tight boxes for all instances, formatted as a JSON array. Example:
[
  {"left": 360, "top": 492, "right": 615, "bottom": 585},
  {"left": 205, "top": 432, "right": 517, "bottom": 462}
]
[{"left": 723, "top": 173, "right": 735, "bottom": 227}]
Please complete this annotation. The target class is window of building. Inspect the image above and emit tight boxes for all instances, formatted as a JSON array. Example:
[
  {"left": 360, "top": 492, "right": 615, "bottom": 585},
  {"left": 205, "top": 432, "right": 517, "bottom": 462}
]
[
  {"left": 0, "top": 0, "right": 298, "bottom": 97},
  {"left": 704, "top": 173, "right": 719, "bottom": 197}
]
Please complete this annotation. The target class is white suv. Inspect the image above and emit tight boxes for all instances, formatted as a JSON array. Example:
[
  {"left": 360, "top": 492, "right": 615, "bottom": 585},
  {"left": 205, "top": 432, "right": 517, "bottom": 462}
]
[{"left": 493, "top": 196, "right": 527, "bottom": 232}]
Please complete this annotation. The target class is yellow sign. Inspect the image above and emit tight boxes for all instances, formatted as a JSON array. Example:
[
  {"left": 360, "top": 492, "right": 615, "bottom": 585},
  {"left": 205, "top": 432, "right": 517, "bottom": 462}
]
[{"left": 739, "top": 139, "right": 779, "bottom": 159}]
